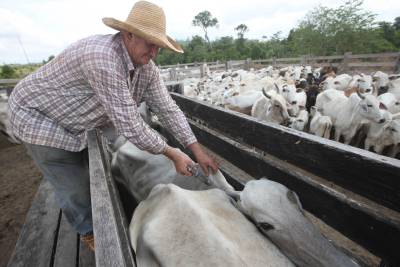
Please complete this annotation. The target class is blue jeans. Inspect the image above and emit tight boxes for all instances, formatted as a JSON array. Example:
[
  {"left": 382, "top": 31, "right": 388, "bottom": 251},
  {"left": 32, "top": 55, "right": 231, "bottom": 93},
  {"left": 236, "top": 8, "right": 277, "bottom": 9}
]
[{"left": 24, "top": 143, "right": 93, "bottom": 235}]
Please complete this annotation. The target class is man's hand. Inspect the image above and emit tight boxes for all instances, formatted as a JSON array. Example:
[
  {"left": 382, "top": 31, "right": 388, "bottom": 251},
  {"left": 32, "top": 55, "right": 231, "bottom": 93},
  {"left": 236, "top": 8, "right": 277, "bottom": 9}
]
[
  {"left": 187, "top": 142, "right": 218, "bottom": 176},
  {"left": 163, "top": 146, "right": 194, "bottom": 176}
]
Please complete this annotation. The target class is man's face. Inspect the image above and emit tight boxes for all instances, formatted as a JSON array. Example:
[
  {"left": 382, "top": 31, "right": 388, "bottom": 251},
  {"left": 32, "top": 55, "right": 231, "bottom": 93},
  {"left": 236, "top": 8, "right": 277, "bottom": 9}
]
[{"left": 124, "top": 32, "right": 160, "bottom": 66}]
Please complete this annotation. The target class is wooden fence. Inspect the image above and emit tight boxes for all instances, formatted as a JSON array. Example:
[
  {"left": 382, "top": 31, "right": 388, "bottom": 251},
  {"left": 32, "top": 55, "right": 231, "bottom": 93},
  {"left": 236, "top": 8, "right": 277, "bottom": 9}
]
[
  {"left": 160, "top": 51, "right": 400, "bottom": 81},
  {"left": 2, "top": 52, "right": 399, "bottom": 85}
]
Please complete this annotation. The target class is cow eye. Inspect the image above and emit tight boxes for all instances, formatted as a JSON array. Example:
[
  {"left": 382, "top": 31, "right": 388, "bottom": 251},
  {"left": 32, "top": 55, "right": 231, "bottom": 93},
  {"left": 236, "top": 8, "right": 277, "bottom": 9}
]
[
  {"left": 275, "top": 104, "right": 280, "bottom": 108},
  {"left": 257, "top": 222, "right": 274, "bottom": 232},
  {"left": 367, "top": 104, "right": 373, "bottom": 107}
]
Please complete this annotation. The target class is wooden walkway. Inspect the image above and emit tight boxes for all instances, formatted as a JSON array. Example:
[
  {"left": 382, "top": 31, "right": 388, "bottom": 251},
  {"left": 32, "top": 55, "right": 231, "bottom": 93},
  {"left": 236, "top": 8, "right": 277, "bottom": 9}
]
[{"left": 7, "top": 181, "right": 95, "bottom": 267}]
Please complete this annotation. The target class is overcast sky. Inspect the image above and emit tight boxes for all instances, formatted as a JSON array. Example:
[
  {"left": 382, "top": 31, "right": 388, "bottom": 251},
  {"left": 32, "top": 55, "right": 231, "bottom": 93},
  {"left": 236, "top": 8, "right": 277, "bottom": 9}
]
[{"left": 1, "top": 0, "right": 399, "bottom": 64}]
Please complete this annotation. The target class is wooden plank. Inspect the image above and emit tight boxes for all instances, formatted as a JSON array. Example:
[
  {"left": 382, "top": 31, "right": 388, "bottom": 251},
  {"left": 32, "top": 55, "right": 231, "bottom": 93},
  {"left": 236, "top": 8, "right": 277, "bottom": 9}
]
[
  {"left": 171, "top": 93, "right": 400, "bottom": 212},
  {"left": 349, "top": 52, "right": 399, "bottom": 59},
  {"left": 88, "top": 130, "right": 136, "bottom": 267},
  {"left": 7, "top": 181, "right": 61, "bottom": 267},
  {"left": 54, "top": 213, "right": 78, "bottom": 267},
  {"left": 175, "top": 120, "right": 400, "bottom": 263},
  {"left": 0, "top": 79, "right": 19, "bottom": 84},
  {"left": 348, "top": 62, "right": 396, "bottom": 67},
  {"left": 79, "top": 238, "right": 95, "bottom": 267}
]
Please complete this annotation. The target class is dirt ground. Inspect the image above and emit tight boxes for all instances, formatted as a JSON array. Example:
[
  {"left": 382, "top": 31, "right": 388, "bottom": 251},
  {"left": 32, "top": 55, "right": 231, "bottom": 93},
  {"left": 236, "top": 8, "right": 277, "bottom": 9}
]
[{"left": 0, "top": 133, "right": 42, "bottom": 267}]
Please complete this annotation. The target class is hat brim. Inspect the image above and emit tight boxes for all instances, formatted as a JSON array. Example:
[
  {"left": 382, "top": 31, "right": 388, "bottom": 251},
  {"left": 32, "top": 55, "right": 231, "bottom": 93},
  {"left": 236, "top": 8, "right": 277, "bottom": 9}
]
[{"left": 103, "top": 17, "right": 183, "bottom": 54}]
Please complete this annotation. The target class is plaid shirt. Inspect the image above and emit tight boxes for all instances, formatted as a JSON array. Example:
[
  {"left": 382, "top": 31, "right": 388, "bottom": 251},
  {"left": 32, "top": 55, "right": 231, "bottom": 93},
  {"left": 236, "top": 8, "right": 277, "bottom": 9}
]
[{"left": 8, "top": 33, "right": 196, "bottom": 153}]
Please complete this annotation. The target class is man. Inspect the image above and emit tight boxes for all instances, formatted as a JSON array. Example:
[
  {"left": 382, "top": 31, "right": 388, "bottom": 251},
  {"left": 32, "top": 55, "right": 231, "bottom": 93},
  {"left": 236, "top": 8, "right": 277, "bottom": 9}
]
[{"left": 8, "top": 1, "right": 218, "bottom": 251}]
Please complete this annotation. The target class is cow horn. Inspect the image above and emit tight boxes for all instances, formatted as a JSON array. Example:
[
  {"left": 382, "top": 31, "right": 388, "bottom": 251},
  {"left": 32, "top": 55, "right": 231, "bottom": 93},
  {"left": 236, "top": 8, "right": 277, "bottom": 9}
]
[
  {"left": 356, "top": 88, "right": 365, "bottom": 99},
  {"left": 262, "top": 88, "right": 271, "bottom": 99},
  {"left": 273, "top": 83, "right": 280, "bottom": 93}
]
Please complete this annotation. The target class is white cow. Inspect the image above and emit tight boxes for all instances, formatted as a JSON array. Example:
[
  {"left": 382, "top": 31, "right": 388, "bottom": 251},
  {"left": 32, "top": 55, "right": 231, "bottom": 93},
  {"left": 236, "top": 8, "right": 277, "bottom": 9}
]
[
  {"left": 309, "top": 106, "right": 332, "bottom": 139},
  {"left": 238, "top": 179, "right": 360, "bottom": 267},
  {"left": 378, "top": 93, "right": 400, "bottom": 114},
  {"left": 129, "top": 183, "right": 294, "bottom": 267},
  {"left": 289, "top": 109, "right": 309, "bottom": 132},
  {"left": 316, "top": 89, "right": 385, "bottom": 144},
  {"left": 332, "top": 74, "right": 352, "bottom": 91},
  {"left": 365, "top": 112, "right": 400, "bottom": 154},
  {"left": 114, "top": 139, "right": 359, "bottom": 267},
  {"left": 223, "top": 90, "right": 263, "bottom": 114}
]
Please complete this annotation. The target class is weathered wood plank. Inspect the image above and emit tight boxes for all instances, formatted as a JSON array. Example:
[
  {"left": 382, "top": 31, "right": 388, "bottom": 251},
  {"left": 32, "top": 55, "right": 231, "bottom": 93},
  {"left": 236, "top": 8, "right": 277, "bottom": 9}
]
[
  {"left": 54, "top": 213, "right": 78, "bottom": 267},
  {"left": 349, "top": 62, "right": 396, "bottom": 67},
  {"left": 79, "top": 238, "right": 95, "bottom": 267},
  {"left": 167, "top": 119, "right": 400, "bottom": 263},
  {"left": 88, "top": 130, "right": 136, "bottom": 267},
  {"left": 171, "top": 93, "right": 400, "bottom": 212},
  {"left": 0, "top": 79, "right": 19, "bottom": 85},
  {"left": 349, "top": 52, "right": 399, "bottom": 59},
  {"left": 7, "top": 181, "right": 61, "bottom": 267}
]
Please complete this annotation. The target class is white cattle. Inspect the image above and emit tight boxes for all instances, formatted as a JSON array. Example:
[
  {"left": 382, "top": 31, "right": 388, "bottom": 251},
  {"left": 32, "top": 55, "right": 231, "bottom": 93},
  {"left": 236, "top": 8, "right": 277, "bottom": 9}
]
[
  {"left": 114, "top": 138, "right": 359, "bottom": 267},
  {"left": 130, "top": 183, "right": 294, "bottom": 267},
  {"left": 238, "top": 179, "right": 360, "bottom": 267},
  {"left": 332, "top": 74, "right": 352, "bottom": 91},
  {"left": 289, "top": 109, "right": 309, "bottom": 132},
  {"left": 348, "top": 74, "right": 374, "bottom": 95},
  {"left": 378, "top": 93, "right": 400, "bottom": 114},
  {"left": 223, "top": 90, "right": 263, "bottom": 115},
  {"left": 372, "top": 71, "right": 389, "bottom": 94},
  {"left": 319, "top": 76, "right": 335, "bottom": 91},
  {"left": 261, "top": 89, "right": 290, "bottom": 125},
  {"left": 365, "top": 112, "right": 400, "bottom": 154},
  {"left": 251, "top": 95, "right": 271, "bottom": 121},
  {"left": 309, "top": 106, "right": 332, "bottom": 139},
  {"left": 316, "top": 89, "right": 385, "bottom": 144},
  {"left": 288, "top": 90, "right": 307, "bottom": 117}
]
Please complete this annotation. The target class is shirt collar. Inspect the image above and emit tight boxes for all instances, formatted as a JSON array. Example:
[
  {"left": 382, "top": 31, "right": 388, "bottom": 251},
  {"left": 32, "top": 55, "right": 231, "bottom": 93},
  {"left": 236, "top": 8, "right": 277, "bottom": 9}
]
[{"left": 118, "top": 33, "right": 135, "bottom": 74}]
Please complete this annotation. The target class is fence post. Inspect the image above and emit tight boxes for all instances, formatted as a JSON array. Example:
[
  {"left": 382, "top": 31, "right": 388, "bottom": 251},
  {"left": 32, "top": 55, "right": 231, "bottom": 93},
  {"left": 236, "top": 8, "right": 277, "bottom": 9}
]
[
  {"left": 341, "top": 52, "right": 352, "bottom": 74},
  {"left": 395, "top": 53, "right": 400, "bottom": 73},
  {"left": 200, "top": 63, "right": 208, "bottom": 78},
  {"left": 272, "top": 57, "right": 277, "bottom": 68},
  {"left": 245, "top": 58, "right": 252, "bottom": 70},
  {"left": 169, "top": 68, "right": 177, "bottom": 81},
  {"left": 301, "top": 55, "right": 307, "bottom": 66},
  {"left": 225, "top": 60, "right": 232, "bottom": 71}
]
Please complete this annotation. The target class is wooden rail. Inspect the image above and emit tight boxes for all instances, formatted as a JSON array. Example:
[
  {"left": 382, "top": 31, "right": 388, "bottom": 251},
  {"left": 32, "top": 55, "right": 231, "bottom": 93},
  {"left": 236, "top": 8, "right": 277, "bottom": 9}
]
[{"left": 159, "top": 51, "right": 400, "bottom": 80}]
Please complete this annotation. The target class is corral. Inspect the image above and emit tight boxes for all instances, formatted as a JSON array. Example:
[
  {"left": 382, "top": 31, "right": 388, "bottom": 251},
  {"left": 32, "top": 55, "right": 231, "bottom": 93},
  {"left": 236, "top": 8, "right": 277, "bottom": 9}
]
[{"left": 4, "top": 52, "right": 400, "bottom": 267}]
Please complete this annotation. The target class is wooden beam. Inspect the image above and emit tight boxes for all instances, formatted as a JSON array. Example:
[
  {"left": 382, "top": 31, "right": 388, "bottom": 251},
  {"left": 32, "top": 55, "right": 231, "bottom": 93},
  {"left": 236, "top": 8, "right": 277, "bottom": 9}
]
[
  {"left": 87, "top": 130, "right": 136, "bottom": 267},
  {"left": 7, "top": 181, "right": 61, "bottom": 267},
  {"left": 53, "top": 214, "right": 78, "bottom": 267},
  {"left": 171, "top": 93, "right": 400, "bottom": 213}
]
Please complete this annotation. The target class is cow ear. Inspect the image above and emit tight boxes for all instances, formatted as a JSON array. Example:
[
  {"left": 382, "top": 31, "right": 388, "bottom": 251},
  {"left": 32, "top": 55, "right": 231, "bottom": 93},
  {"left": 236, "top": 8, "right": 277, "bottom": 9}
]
[
  {"left": 379, "top": 102, "right": 388, "bottom": 110},
  {"left": 392, "top": 112, "right": 400, "bottom": 120}
]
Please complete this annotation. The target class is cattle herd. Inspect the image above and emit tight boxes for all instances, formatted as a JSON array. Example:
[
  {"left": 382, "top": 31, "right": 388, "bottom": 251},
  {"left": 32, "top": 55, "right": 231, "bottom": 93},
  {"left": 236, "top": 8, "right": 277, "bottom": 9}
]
[{"left": 175, "top": 65, "right": 400, "bottom": 158}]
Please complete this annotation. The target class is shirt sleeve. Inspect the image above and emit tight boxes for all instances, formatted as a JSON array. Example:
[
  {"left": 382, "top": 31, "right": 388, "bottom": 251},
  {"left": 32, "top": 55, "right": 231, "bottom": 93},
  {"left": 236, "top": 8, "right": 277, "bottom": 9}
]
[
  {"left": 84, "top": 66, "right": 168, "bottom": 154},
  {"left": 144, "top": 67, "right": 197, "bottom": 148}
]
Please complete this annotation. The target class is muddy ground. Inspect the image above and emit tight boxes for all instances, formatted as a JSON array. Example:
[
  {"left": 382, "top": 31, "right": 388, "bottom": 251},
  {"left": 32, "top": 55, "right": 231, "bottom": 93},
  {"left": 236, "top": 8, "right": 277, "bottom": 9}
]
[{"left": 0, "top": 133, "right": 42, "bottom": 267}]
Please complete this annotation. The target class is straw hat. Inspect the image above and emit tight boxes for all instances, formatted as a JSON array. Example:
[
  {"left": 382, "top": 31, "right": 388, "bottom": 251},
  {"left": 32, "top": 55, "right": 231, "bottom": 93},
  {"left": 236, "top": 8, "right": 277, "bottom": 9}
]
[{"left": 103, "top": 1, "right": 183, "bottom": 53}]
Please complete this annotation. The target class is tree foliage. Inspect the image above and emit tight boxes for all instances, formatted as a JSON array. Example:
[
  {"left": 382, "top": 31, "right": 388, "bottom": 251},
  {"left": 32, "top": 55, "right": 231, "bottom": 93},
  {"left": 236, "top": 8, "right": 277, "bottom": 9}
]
[
  {"left": 235, "top": 24, "right": 249, "bottom": 39},
  {"left": 0, "top": 65, "right": 16, "bottom": 79},
  {"left": 192, "top": 10, "right": 218, "bottom": 47}
]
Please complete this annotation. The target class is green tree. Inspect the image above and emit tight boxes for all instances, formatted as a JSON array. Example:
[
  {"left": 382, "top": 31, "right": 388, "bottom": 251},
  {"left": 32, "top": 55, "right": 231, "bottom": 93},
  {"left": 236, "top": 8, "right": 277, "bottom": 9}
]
[
  {"left": 234, "top": 24, "right": 249, "bottom": 39},
  {"left": 192, "top": 11, "right": 218, "bottom": 47},
  {"left": 286, "top": 0, "right": 394, "bottom": 55},
  {"left": 0, "top": 65, "right": 16, "bottom": 79}
]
